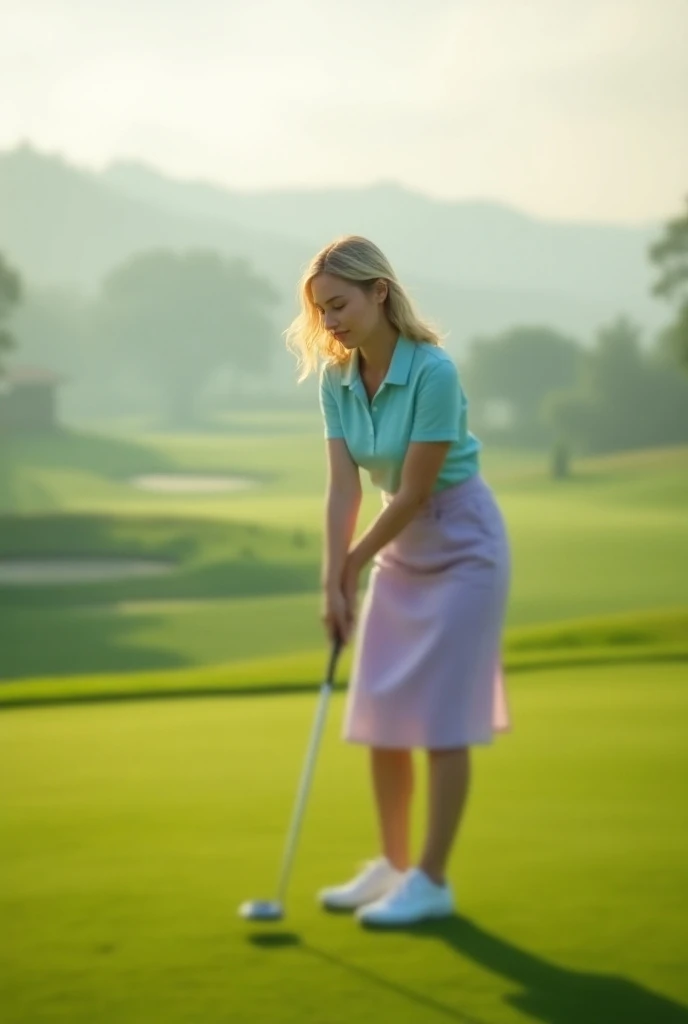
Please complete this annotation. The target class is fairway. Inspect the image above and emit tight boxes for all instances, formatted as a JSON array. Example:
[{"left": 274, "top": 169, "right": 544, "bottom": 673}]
[
  {"left": 2, "top": 429, "right": 687, "bottom": 681},
  {"left": 2, "top": 421, "right": 687, "bottom": 1021},
  {"left": 1, "top": 662, "right": 687, "bottom": 1023}
]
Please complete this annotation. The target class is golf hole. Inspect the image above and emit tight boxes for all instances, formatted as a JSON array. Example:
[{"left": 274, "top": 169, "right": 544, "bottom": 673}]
[
  {"left": 0, "top": 558, "right": 175, "bottom": 585},
  {"left": 131, "top": 474, "right": 256, "bottom": 493}
]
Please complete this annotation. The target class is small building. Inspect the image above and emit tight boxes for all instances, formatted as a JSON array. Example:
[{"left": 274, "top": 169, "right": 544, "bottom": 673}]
[{"left": 0, "top": 365, "right": 65, "bottom": 435}]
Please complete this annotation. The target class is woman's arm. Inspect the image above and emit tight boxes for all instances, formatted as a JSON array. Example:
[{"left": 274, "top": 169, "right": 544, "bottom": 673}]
[
  {"left": 347, "top": 440, "right": 450, "bottom": 573},
  {"left": 322, "top": 438, "right": 363, "bottom": 591},
  {"left": 321, "top": 355, "right": 461, "bottom": 636},
  {"left": 343, "top": 356, "right": 461, "bottom": 604},
  {"left": 321, "top": 438, "right": 362, "bottom": 643}
]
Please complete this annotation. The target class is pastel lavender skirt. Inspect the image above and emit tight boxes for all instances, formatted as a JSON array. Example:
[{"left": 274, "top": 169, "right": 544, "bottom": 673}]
[{"left": 343, "top": 473, "right": 512, "bottom": 749}]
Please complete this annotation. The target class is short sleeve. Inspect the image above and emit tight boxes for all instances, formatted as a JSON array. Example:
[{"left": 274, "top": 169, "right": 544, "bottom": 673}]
[
  {"left": 410, "top": 358, "right": 461, "bottom": 442},
  {"left": 318, "top": 367, "right": 345, "bottom": 439}
]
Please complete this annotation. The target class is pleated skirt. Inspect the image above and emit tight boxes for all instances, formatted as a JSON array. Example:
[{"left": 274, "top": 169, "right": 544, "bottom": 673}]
[{"left": 343, "top": 472, "right": 512, "bottom": 749}]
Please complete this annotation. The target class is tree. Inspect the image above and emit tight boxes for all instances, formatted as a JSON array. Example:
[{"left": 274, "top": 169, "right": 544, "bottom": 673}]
[
  {"left": 579, "top": 316, "right": 648, "bottom": 452},
  {"left": 463, "top": 325, "right": 585, "bottom": 446},
  {"left": 544, "top": 315, "right": 688, "bottom": 454},
  {"left": 98, "top": 249, "right": 280, "bottom": 424},
  {"left": 0, "top": 253, "right": 22, "bottom": 375},
  {"left": 13, "top": 286, "right": 89, "bottom": 373},
  {"left": 649, "top": 195, "right": 688, "bottom": 366}
]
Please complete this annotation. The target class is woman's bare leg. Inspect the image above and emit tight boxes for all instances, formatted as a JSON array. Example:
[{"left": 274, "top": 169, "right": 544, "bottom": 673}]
[
  {"left": 370, "top": 748, "right": 414, "bottom": 870},
  {"left": 418, "top": 747, "right": 471, "bottom": 885}
]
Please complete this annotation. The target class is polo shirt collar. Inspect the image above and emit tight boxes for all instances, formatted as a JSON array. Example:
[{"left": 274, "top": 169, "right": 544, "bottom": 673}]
[
  {"left": 342, "top": 335, "right": 415, "bottom": 389},
  {"left": 341, "top": 349, "right": 358, "bottom": 388}
]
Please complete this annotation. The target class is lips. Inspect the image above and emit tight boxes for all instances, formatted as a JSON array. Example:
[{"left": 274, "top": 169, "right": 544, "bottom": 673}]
[{"left": 333, "top": 331, "right": 349, "bottom": 341}]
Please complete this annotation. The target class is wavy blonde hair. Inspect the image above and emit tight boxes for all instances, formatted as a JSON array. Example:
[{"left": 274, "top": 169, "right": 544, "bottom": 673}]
[{"left": 284, "top": 235, "right": 444, "bottom": 381}]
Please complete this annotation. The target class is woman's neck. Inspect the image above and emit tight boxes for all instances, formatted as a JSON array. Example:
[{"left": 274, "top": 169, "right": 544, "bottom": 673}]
[{"left": 358, "top": 324, "right": 399, "bottom": 376}]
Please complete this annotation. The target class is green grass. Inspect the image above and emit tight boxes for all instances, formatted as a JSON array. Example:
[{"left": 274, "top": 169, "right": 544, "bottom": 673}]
[
  {"left": 4, "top": 424, "right": 685, "bottom": 527},
  {"left": 1, "top": 429, "right": 687, "bottom": 681},
  {"left": 1, "top": 661, "right": 686, "bottom": 1023},
  {"left": 1, "top": 607, "right": 686, "bottom": 707},
  {"left": 0, "top": 425, "right": 331, "bottom": 522},
  {"left": 0, "top": 593, "right": 324, "bottom": 682},
  {"left": 0, "top": 513, "right": 321, "bottom": 608},
  {"left": 1, "top": 422, "right": 686, "bottom": 1021}
]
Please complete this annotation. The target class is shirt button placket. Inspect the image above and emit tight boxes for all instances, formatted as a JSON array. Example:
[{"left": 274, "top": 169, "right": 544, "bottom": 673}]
[
  {"left": 371, "top": 385, "right": 384, "bottom": 449},
  {"left": 371, "top": 385, "right": 383, "bottom": 450}
]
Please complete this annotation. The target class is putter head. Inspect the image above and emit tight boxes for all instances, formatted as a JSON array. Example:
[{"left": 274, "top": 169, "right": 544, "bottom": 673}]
[{"left": 238, "top": 899, "right": 284, "bottom": 922}]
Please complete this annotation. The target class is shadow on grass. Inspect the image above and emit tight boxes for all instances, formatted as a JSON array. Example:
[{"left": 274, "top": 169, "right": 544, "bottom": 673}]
[
  {"left": 248, "top": 930, "right": 487, "bottom": 1023},
  {"left": 0, "top": 606, "right": 191, "bottom": 681},
  {"left": 247, "top": 916, "right": 688, "bottom": 1024}
]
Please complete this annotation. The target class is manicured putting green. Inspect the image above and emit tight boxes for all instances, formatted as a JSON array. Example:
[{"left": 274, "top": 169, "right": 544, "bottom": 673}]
[{"left": 1, "top": 662, "right": 686, "bottom": 1023}]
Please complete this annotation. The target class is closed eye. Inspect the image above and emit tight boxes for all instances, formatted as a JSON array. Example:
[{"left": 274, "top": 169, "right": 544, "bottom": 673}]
[{"left": 315, "top": 303, "right": 346, "bottom": 314}]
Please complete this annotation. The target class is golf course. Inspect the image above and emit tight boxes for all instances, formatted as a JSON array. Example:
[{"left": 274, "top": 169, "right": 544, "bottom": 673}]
[{"left": 1, "top": 418, "right": 687, "bottom": 1023}]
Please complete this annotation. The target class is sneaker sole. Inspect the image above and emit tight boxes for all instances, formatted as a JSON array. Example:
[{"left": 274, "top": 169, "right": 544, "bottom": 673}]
[
  {"left": 319, "top": 900, "right": 359, "bottom": 914},
  {"left": 319, "top": 890, "right": 396, "bottom": 913},
  {"left": 357, "top": 906, "right": 456, "bottom": 928}
]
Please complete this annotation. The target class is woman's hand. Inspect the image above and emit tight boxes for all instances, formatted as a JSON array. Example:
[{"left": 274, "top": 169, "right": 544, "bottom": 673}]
[
  {"left": 321, "top": 586, "right": 353, "bottom": 646},
  {"left": 321, "top": 553, "right": 363, "bottom": 646}
]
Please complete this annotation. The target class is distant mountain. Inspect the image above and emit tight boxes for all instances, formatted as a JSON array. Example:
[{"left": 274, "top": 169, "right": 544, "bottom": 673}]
[
  {"left": 0, "top": 145, "right": 310, "bottom": 295},
  {"left": 0, "top": 144, "right": 667, "bottom": 355},
  {"left": 104, "top": 159, "right": 660, "bottom": 300}
]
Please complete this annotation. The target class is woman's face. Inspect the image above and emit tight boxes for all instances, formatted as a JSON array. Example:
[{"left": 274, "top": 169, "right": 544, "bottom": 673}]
[{"left": 311, "top": 273, "right": 386, "bottom": 350}]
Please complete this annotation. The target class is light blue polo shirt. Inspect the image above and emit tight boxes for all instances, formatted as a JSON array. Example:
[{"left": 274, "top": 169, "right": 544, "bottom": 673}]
[{"left": 319, "top": 336, "right": 481, "bottom": 494}]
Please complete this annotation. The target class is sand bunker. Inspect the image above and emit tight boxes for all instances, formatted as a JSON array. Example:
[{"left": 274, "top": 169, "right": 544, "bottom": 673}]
[
  {"left": 131, "top": 474, "right": 255, "bottom": 493},
  {"left": 0, "top": 559, "right": 174, "bottom": 585}
]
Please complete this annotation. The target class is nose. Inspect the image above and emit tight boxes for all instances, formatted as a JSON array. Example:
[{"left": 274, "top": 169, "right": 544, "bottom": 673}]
[{"left": 324, "top": 311, "right": 340, "bottom": 331}]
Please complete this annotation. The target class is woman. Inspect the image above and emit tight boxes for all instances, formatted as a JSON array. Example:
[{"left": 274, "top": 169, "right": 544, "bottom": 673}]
[{"left": 285, "top": 235, "right": 512, "bottom": 927}]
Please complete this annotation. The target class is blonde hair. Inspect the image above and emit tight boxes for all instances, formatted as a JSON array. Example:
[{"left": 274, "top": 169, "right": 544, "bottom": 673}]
[{"left": 284, "top": 235, "right": 444, "bottom": 381}]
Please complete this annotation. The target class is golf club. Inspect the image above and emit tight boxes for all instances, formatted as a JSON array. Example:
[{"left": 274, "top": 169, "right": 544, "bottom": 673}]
[{"left": 238, "top": 631, "right": 343, "bottom": 922}]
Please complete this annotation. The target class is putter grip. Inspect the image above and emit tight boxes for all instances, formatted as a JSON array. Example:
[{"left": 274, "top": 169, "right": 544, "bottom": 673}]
[{"left": 325, "top": 631, "right": 343, "bottom": 687}]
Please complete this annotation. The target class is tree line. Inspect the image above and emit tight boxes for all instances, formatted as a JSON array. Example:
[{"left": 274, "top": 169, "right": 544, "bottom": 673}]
[
  {"left": 462, "top": 315, "right": 688, "bottom": 457},
  {"left": 0, "top": 249, "right": 280, "bottom": 424},
  {"left": 461, "top": 195, "right": 688, "bottom": 458},
  {"left": 1, "top": 194, "right": 687, "bottom": 449}
]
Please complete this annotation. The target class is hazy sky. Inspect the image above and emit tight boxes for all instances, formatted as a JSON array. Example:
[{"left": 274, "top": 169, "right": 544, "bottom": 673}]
[{"left": 2, "top": 0, "right": 687, "bottom": 222}]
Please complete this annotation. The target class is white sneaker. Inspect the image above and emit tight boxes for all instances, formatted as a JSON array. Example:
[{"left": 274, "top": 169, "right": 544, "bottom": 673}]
[
  {"left": 356, "top": 867, "right": 455, "bottom": 926},
  {"left": 318, "top": 857, "right": 404, "bottom": 911}
]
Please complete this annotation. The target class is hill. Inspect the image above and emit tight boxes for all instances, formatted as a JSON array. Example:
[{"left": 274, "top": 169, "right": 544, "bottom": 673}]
[{"left": 0, "top": 145, "right": 666, "bottom": 355}]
